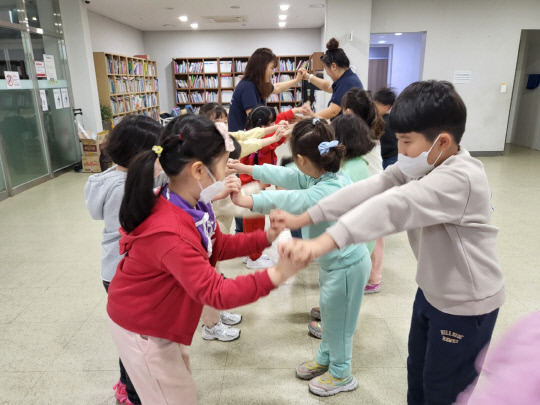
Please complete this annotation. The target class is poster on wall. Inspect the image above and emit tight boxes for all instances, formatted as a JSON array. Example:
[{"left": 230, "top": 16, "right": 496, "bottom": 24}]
[
  {"left": 4, "top": 71, "right": 21, "bottom": 89},
  {"left": 44, "top": 54, "right": 58, "bottom": 84},
  {"left": 61, "top": 88, "right": 70, "bottom": 108},
  {"left": 35, "top": 61, "right": 46, "bottom": 78},
  {"left": 453, "top": 70, "right": 472, "bottom": 84},
  {"left": 39, "top": 90, "right": 48, "bottom": 111},
  {"left": 53, "top": 88, "right": 63, "bottom": 109}
]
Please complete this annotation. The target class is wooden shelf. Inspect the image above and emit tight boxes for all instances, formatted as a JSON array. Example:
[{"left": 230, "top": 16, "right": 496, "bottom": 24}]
[
  {"left": 94, "top": 52, "right": 160, "bottom": 122},
  {"left": 172, "top": 54, "right": 309, "bottom": 112}
]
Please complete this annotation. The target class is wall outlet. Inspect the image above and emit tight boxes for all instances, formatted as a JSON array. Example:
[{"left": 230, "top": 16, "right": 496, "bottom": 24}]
[
  {"left": 348, "top": 31, "right": 353, "bottom": 42},
  {"left": 500, "top": 82, "right": 507, "bottom": 93}
]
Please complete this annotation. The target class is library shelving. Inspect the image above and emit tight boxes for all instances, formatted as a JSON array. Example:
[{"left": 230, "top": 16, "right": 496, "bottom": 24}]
[
  {"left": 172, "top": 55, "right": 310, "bottom": 113},
  {"left": 93, "top": 52, "right": 160, "bottom": 122}
]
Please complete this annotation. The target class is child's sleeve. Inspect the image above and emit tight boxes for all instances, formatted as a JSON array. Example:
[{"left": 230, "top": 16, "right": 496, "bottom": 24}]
[
  {"left": 258, "top": 135, "right": 287, "bottom": 155},
  {"left": 251, "top": 184, "right": 336, "bottom": 215},
  {"left": 229, "top": 128, "right": 265, "bottom": 141},
  {"left": 237, "top": 139, "right": 263, "bottom": 158},
  {"left": 276, "top": 109, "right": 295, "bottom": 123},
  {"left": 325, "top": 166, "right": 470, "bottom": 248},
  {"left": 252, "top": 164, "right": 311, "bottom": 190},
  {"left": 308, "top": 163, "right": 405, "bottom": 224}
]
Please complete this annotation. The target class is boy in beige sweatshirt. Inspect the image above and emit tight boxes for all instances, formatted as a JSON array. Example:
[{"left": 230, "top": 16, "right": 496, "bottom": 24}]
[{"left": 274, "top": 80, "right": 504, "bottom": 405}]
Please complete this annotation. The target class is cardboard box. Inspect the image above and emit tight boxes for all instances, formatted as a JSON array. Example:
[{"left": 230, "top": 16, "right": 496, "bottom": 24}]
[
  {"left": 310, "top": 52, "right": 325, "bottom": 72},
  {"left": 82, "top": 155, "right": 101, "bottom": 173}
]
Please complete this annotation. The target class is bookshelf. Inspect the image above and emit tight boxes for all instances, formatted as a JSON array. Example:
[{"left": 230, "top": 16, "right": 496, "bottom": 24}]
[
  {"left": 93, "top": 52, "right": 160, "bottom": 122},
  {"left": 172, "top": 55, "right": 310, "bottom": 113}
]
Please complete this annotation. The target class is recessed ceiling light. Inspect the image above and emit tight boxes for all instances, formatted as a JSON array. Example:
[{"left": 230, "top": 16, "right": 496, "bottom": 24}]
[
  {"left": 279, "top": 15, "right": 287, "bottom": 20},
  {"left": 279, "top": 21, "right": 286, "bottom": 27},
  {"left": 179, "top": 15, "right": 188, "bottom": 22},
  {"left": 32, "top": 16, "right": 37, "bottom": 20},
  {"left": 190, "top": 22, "right": 198, "bottom": 29},
  {"left": 231, "top": 5, "right": 240, "bottom": 9},
  {"left": 280, "top": 4, "right": 290, "bottom": 11},
  {"left": 309, "top": 3, "right": 325, "bottom": 7},
  {"left": 166, "top": 7, "right": 174, "bottom": 10},
  {"left": 395, "top": 32, "right": 403, "bottom": 36},
  {"left": 378, "top": 40, "right": 386, "bottom": 44}
]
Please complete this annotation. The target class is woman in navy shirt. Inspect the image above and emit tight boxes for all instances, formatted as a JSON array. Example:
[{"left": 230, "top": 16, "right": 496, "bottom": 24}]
[
  {"left": 228, "top": 48, "right": 302, "bottom": 131},
  {"left": 300, "top": 38, "right": 363, "bottom": 120}
]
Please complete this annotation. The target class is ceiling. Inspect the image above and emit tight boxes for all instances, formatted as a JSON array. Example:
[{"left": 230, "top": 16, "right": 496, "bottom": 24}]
[{"left": 85, "top": 0, "right": 326, "bottom": 32}]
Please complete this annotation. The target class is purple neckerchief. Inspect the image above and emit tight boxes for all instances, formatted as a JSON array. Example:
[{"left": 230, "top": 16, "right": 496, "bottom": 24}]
[{"left": 162, "top": 185, "right": 216, "bottom": 257}]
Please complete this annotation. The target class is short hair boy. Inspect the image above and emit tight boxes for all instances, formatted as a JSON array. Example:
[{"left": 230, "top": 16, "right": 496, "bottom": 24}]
[
  {"left": 373, "top": 87, "right": 398, "bottom": 169},
  {"left": 275, "top": 80, "right": 504, "bottom": 405}
]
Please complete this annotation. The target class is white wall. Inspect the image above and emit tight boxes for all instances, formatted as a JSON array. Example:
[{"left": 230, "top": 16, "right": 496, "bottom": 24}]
[
  {"left": 371, "top": 0, "right": 540, "bottom": 153},
  {"left": 370, "top": 32, "right": 426, "bottom": 95},
  {"left": 143, "top": 28, "right": 323, "bottom": 113},
  {"left": 513, "top": 30, "right": 540, "bottom": 150},
  {"left": 87, "top": 11, "right": 145, "bottom": 55}
]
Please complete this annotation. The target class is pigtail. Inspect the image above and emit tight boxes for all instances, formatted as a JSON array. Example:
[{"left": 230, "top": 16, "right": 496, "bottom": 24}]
[{"left": 120, "top": 150, "right": 160, "bottom": 233}]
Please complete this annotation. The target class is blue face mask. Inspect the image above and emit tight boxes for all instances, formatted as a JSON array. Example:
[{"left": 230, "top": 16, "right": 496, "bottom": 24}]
[
  {"left": 198, "top": 166, "right": 224, "bottom": 204},
  {"left": 397, "top": 135, "right": 443, "bottom": 179}
]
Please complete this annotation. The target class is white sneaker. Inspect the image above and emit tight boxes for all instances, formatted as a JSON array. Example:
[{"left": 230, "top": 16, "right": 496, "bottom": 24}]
[
  {"left": 220, "top": 310, "right": 242, "bottom": 325},
  {"left": 202, "top": 321, "right": 240, "bottom": 342},
  {"left": 242, "top": 256, "right": 248, "bottom": 264},
  {"left": 246, "top": 254, "right": 274, "bottom": 269}
]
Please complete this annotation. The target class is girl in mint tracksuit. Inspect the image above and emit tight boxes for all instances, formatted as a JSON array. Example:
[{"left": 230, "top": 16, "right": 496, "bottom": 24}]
[{"left": 229, "top": 118, "right": 371, "bottom": 397}]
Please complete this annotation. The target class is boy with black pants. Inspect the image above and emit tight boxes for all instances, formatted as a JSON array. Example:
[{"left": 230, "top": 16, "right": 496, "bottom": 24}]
[
  {"left": 374, "top": 87, "right": 398, "bottom": 169},
  {"left": 275, "top": 80, "right": 504, "bottom": 404}
]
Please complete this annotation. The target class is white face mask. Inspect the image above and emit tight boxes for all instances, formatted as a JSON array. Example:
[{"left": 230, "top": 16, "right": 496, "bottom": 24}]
[
  {"left": 198, "top": 166, "right": 224, "bottom": 204},
  {"left": 397, "top": 135, "right": 443, "bottom": 179}
]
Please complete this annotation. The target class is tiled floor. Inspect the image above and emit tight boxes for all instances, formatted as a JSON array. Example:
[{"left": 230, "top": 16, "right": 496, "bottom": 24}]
[{"left": 0, "top": 144, "right": 538, "bottom": 404}]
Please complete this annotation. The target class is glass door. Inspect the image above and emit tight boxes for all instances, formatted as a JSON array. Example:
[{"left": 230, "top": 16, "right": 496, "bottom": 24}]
[{"left": 0, "top": 27, "right": 50, "bottom": 188}]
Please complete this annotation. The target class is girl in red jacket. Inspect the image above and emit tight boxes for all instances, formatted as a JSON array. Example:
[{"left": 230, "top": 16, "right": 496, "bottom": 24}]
[
  {"left": 107, "top": 114, "right": 308, "bottom": 404},
  {"left": 241, "top": 104, "right": 311, "bottom": 269}
]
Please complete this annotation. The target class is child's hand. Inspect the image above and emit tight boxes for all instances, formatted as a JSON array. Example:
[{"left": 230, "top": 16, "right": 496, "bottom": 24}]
[
  {"left": 279, "top": 233, "right": 338, "bottom": 263},
  {"left": 225, "top": 159, "right": 238, "bottom": 176},
  {"left": 212, "top": 175, "right": 240, "bottom": 201},
  {"left": 227, "top": 159, "right": 253, "bottom": 176},
  {"left": 230, "top": 190, "right": 253, "bottom": 209},
  {"left": 266, "top": 217, "right": 285, "bottom": 244},
  {"left": 270, "top": 209, "right": 303, "bottom": 230},
  {"left": 267, "top": 248, "right": 311, "bottom": 286}
]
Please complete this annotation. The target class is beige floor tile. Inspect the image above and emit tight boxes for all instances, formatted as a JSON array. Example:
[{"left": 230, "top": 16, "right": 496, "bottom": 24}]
[
  {"left": 354, "top": 316, "right": 405, "bottom": 368},
  {"left": 0, "top": 288, "right": 46, "bottom": 323},
  {"left": 193, "top": 369, "right": 225, "bottom": 403},
  {"left": 0, "top": 371, "right": 42, "bottom": 403}
]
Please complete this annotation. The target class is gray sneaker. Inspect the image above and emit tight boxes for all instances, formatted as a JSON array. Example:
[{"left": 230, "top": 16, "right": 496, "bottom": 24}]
[
  {"left": 296, "top": 360, "right": 329, "bottom": 380},
  {"left": 220, "top": 310, "right": 242, "bottom": 325},
  {"left": 202, "top": 321, "right": 240, "bottom": 342}
]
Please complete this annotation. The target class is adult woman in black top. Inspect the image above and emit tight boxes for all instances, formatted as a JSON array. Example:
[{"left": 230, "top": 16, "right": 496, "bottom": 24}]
[
  {"left": 228, "top": 48, "right": 302, "bottom": 131},
  {"left": 299, "top": 38, "right": 363, "bottom": 120}
]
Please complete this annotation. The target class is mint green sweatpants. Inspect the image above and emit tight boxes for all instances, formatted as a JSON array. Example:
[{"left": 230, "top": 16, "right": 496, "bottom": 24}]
[{"left": 315, "top": 254, "right": 371, "bottom": 379}]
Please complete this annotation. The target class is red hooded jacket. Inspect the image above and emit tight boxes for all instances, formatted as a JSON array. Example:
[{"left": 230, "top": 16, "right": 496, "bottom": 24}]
[{"left": 107, "top": 196, "right": 275, "bottom": 345}]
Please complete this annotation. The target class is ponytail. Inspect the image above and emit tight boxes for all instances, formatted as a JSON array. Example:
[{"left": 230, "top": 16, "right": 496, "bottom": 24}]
[
  {"left": 341, "top": 87, "right": 386, "bottom": 140},
  {"left": 119, "top": 150, "right": 159, "bottom": 233}
]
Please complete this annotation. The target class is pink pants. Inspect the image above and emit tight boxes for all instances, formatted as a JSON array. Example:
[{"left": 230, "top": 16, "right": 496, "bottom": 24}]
[{"left": 107, "top": 316, "right": 197, "bottom": 404}]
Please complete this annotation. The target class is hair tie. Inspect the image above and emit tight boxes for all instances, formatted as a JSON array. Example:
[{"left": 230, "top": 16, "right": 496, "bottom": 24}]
[
  {"left": 318, "top": 140, "right": 338, "bottom": 156},
  {"left": 312, "top": 118, "right": 320, "bottom": 125},
  {"left": 152, "top": 145, "right": 163, "bottom": 158},
  {"left": 214, "top": 121, "right": 235, "bottom": 152},
  {"left": 178, "top": 133, "right": 182, "bottom": 140}
]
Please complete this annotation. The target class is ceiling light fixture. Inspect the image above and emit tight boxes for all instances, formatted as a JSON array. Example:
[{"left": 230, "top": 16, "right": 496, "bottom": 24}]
[
  {"left": 279, "top": 15, "right": 287, "bottom": 20},
  {"left": 280, "top": 4, "right": 290, "bottom": 11},
  {"left": 309, "top": 3, "right": 325, "bottom": 7},
  {"left": 179, "top": 15, "right": 188, "bottom": 22},
  {"left": 395, "top": 32, "right": 403, "bottom": 36},
  {"left": 190, "top": 22, "right": 198, "bottom": 29},
  {"left": 231, "top": 5, "right": 240, "bottom": 9},
  {"left": 279, "top": 21, "right": 286, "bottom": 27},
  {"left": 378, "top": 40, "right": 386, "bottom": 44}
]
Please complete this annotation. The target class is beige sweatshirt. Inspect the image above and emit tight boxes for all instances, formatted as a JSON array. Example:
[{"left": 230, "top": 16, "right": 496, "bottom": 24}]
[
  {"left": 307, "top": 148, "right": 505, "bottom": 316},
  {"left": 229, "top": 128, "right": 266, "bottom": 158}
]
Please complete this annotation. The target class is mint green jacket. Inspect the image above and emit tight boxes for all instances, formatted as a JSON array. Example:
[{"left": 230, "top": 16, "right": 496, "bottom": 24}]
[{"left": 251, "top": 164, "right": 368, "bottom": 271}]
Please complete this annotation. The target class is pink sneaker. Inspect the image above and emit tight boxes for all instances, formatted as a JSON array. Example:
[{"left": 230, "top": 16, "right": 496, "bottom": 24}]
[
  {"left": 364, "top": 283, "right": 381, "bottom": 294},
  {"left": 113, "top": 380, "right": 127, "bottom": 403}
]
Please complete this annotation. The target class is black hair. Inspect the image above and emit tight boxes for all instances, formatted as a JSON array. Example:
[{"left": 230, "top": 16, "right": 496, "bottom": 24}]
[
  {"left": 331, "top": 114, "right": 375, "bottom": 159},
  {"left": 280, "top": 156, "right": 294, "bottom": 167},
  {"left": 373, "top": 87, "right": 396, "bottom": 107},
  {"left": 120, "top": 114, "right": 228, "bottom": 233},
  {"left": 341, "top": 87, "right": 385, "bottom": 140},
  {"left": 290, "top": 118, "right": 345, "bottom": 173},
  {"left": 389, "top": 80, "right": 467, "bottom": 143},
  {"left": 230, "top": 137, "right": 241, "bottom": 160},
  {"left": 103, "top": 115, "right": 161, "bottom": 168},
  {"left": 246, "top": 105, "right": 276, "bottom": 130},
  {"left": 320, "top": 38, "right": 350, "bottom": 69},
  {"left": 199, "top": 102, "right": 228, "bottom": 121}
]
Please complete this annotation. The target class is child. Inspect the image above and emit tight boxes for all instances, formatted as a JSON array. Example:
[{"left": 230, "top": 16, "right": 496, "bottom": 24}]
[
  {"left": 341, "top": 87, "right": 386, "bottom": 293},
  {"left": 228, "top": 118, "right": 371, "bottom": 397},
  {"left": 373, "top": 87, "right": 398, "bottom": 169},
  {"left": 106, "top": 114, "right": 308, "bottom": 404},
  {"left": 84, "top": 115, "right": 162, "bottom": 405},
  {"left": 240, "top": 104, "right": 309, "bottom": 270},
  {"left": 308, "top": 114, "right": 376, "bottom": 339},
  {"left": 276, "top": 80, "right": 504, "bottom": 405}
]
